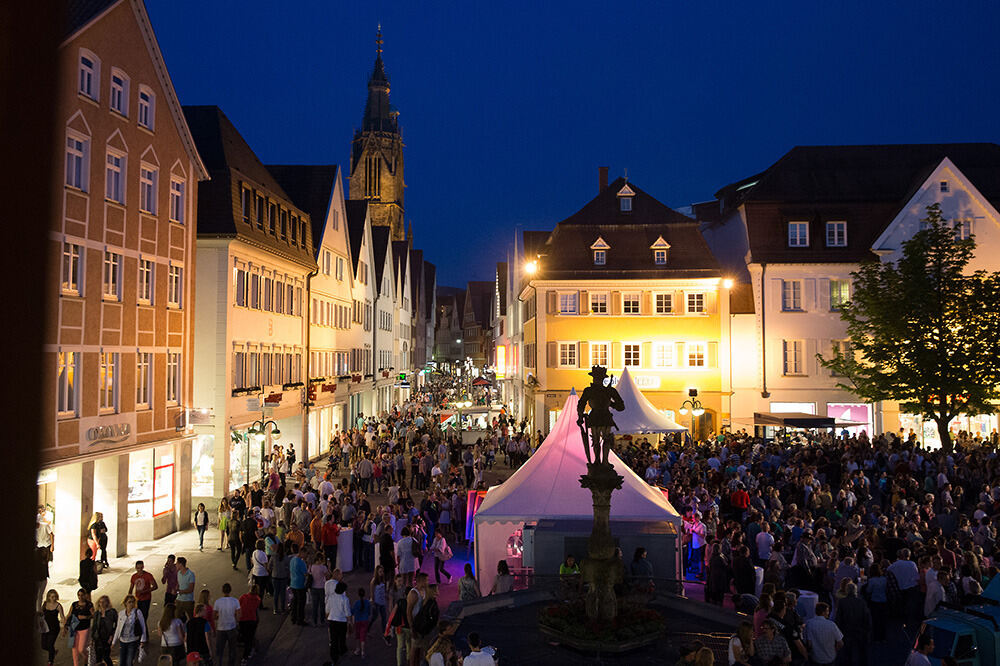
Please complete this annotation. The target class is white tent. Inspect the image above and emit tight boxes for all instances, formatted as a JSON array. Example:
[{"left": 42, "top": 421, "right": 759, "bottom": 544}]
[
  {"left": 613, "top": 368, "right": 688, "bottom": 434},
  {"left": 473, "top": 390, "right": 682, "bottom": 593}
]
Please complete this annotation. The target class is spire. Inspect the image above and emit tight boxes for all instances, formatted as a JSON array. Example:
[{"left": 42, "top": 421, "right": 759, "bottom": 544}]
[
  {"left": 376, "top": 24, "right": 382, "bottom": 57},
  {"left": 363, "top": 24, "right": 395, "bottom": 132}
]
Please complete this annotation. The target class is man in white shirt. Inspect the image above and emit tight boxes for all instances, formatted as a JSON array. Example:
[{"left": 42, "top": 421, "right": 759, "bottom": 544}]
[
  {"left": 905, "top": 633, "right": 934, "bottom": 666},
  {"left": 803, "top": 603, "right": 842, "bottom": 666},
  {"left": 214, "top": 583, "right": 241, "bottom": 666},
  {"left": 463, "top": 631, "right": 496, "bottom": 665},
  {"left": 756, "top": 523, "right": 775, "bottom": 565},
  {"left": 924, "top": 570, "right": 948, "bottom": 617}
]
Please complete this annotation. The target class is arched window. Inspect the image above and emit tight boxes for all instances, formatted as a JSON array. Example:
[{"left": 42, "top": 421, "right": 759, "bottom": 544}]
[{"left": 78, "top": 49, "right": 101, "bottom": 100}]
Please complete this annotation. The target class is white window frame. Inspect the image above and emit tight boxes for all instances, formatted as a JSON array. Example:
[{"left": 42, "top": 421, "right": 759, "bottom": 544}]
[
  {"left": 557, "top": 342, "right": 577, "bottom": 368},
  {"left": 136, "top": 351, "right": 151, "bottom": 409},
  {"left": 825, "top": 221, "right": 847, "bottom": 247},
  {"left": 78, "top": 50, "right": 99, "bottom": 100},
  {"left": 109, "top": 68, "right": 129, "bottom": 116},
  {"left": 783, "top": 339, "right": 805, "bottom": 376},
  {"left": 590, "top": 292, "right": 608, "bottom": 314},
  {"left": 57, "top": 351, "right": 79, "bottom": 416},
  {"left": 624, "top": 343, "right": 641, "bottom": 367},
  {"left": 829, "top": 279, "right": 850, "bottom": 311},
  {"left": 788, "top": 221, "right": 809, "bottom": 247},
  {"left": 166, "top": 351, "right": 180, "bottom": 404},
  {"left": 653, "top": 342, "right": 673, "bottom": 368},
  {"left": 61, "top": 242, "right": 83, "bottom": 295},
  {"left": 99, "top": 351, "right": 119, "bottom": 412},
  {"left": 105, "top": 149, "right": 126, "bottom": 204},
  {"left": 65, "top": 133, "right": 89, "bottom": 191},
  {"left": 687, "top": 342, "right": 706, "bottom": 368},
  {"left": 138, "top": 86, "right": 155, "bottom": 130},
  {"left": 590, "top": 342, "right": 609, "bottom": 368},
  {"left": 103, "top": 250, "right": 121, "bottom": 301},
  {"left": 655, "top": 292, "right": 672, "bottom": 315},
  {"left": 336, "top": 256, "right": 345, "bottom": 281},
  {"left": 781, "top": 280, "right": 802, "bottom": 312},
  {"left": 653, "top": 249, "right": 667, "bottom": 265},
  {"left": 138, "top": 258, "right": 153, "bottom": 304},
  {"left": 139, "top": 164, "right": 157, "bottom": 214},
  {"left": 955, "top": 219, "right": 974, "bottom": 241},
  {"left": 620, "top": 196, "right": 632, "bottom": 212},
  {"left": 167, "top": 263, "right": 183, "bottom": 308},
  {"left": 558, "top": 292, "right": 578, "bottom": 314},
  {"left": 593, "top": 249, "right": 606, "bottom": 265},
  {"left": 686, "top": 292, "right": 705, "bottom": 314},
  {"left": 169, "top": 178, "right": 185, "bottom": 224},
  {"left": 623, "top": 293, "right": 640, "bottom": 315}
]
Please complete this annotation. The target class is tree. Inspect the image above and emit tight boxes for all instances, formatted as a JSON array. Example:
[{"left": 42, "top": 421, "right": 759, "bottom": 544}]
[{"left": 819, "top": 204, "right": 1000, "bottom": 452}]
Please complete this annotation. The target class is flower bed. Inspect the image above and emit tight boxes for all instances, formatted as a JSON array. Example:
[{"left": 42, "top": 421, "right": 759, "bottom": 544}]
[{"left": 537, "top": 602, "right": 665, "bottom": 652}]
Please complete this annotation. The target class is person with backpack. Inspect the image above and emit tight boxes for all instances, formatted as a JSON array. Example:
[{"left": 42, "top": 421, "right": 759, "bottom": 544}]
[{"left": 407, "top": 574, "right": 438, "bottom": 666}]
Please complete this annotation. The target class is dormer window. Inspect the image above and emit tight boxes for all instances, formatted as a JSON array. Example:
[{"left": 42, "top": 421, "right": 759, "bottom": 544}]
[
  {"left": 940, "top": 180, "right": 949, "bottom": 193},
  {"left": 650, "top": 235, "right": 671, "bottom": 265},
  {"left": 617, "top": 183, "right": 635, "bottom": 212},
  {"left": 590, "top": 236, "right": 611, "bottom": 266}
]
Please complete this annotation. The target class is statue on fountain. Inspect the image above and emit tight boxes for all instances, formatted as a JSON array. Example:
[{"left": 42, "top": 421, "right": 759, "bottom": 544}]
[{"left": 576, "top": 365, "right": 624, "bottom": 465}]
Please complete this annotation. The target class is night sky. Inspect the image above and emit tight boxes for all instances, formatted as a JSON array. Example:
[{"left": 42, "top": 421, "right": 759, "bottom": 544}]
[{"left": 148, "top": 0, "right": 1000, "bottom": 287}]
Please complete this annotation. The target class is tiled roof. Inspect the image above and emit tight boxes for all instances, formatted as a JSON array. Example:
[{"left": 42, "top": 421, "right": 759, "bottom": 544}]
[
  {"left": 65, "top": 0, "right": 119, "bottom": 38},
  {"left": 729, "top": 283, "right": 755, "bottom": 315},
  {"left": 495, "top": 262, "right": 508, "bottom": 311},
  {"left": 465, "top": 281, "right": 493, "bottom": 327},
  {"left": 392, "top": 240, "right": 409, "bottom": 290},
  {"left": 558, "top": 177, "right": 696, "bottom": 227},
  {"left": 266, "top": 165, "right": 338, "bottom": 259},
  {"left": 371, "top": 226, "right": 391, "bottom": 293},
  {"left": 345, "top": 200, "right": 369, "bottom": 274},
  {"left": 423, "top": 261, "right": 437, "bottom": 319}
]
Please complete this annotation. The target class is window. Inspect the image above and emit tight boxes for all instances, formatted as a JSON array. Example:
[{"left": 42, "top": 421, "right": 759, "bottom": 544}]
[
  {"left": 99, "top": 351, "right": 119, "bottom": 411},
  {"left": 687, "top": 342, "right": 706, "bottom": 367},
  {"left": 241, "top": 188, "right": 251, "bottom": 224},
  {"left": 558, "top": 292, "right": 578, "bottom": 314},
  {"left": 249, "top": 273, "right": 260, "bottom": 309},
  {"left": 829, "top": 279, "right": 850, "bottom": 311},
  {"left": 235, "top": 269, "right": 247, "bottom": 307},
  {"left": 593, "top": 249, "right": 606, "bottom": 265},
  {"left": 590, "top": 292, "right": 608, "bottom": 314},
  {"left": 255, "top": 195, "right": 265, "bottom": 229},
  {"left": 620, "top": 196, "right": 632, "bottom": 212},
  {"left": 65, "top": 134, "right": 88, "bottom": 190},
  {"left": 61, "top": 242, "right": 82, "bottom": 295},
  {"left": 955, "top": 219, "right": 974, "bottom": 241},
  {"left": 781, "top": 280, "right": 802, "bottom": 311},
  {"left": 830, "top": 340, "right": 851, "bottom": 377},
  {"left": 103, "top": 251, "right": 121, "bottom": 300},
  {"left": 654, "top": 249, "right": 667, "bottom": 265},
  {"left": 233, "top": 350, "right": 245, "bottom": 388},
  {"left": 826, "top": 221, "right": 847, "bottom": 247},
  {"left": 110, "top": 70, "right": 129, "bottom": 115},
  {"left": 788, "top": 221, "right": 809, "bottom": 247},
  {"left": 169, "top": 179, "right": 185, "bottom": 223},
  {"left": 57, "top": 351, "right": 79, "bottom": 416},
  {"left": 558, "top": 342, "right": 577, "bottom": 367},
  {"left": 136, "top": 351, "right": 151, "bottom": 408},
  {"left": 138, "top": 87, "right": 155, "bottom": 130},
  {"left": 167, "top": 264, "right": 182, "bottom": 308},
  {"left": 263, "top": 277, "right": 273, "bottom": 311},
  {"left": 783, "top": 339, "right": 804, "bottom": 375},
  {"left": 323, "top": 251, "right": 332, "bottom": 275},
  {"left": 290, "top": 215, "right": 298, "bottom": 242},
  {"left": 166, "top": 352, "right": 180, "bottom": 403},
  {"left": 654, "top": 343, "right": 674, "bottom": 368},
  {"left": 940, "top": 180, "right": 949, "bottom": 193},
  {"left": 79, "top": 52, "right": 98, "bottom": 100},
  {"left": 655, "top": 293, "right": 672, "bottom": 314},
  {"left": 139, "top": 166, "right": 157, "bottom": 213},
  {"left": 624, "top": 343, "right": 641, "bottom": 367},
  {"left": 687, "top": 292, "right": 705, "bottom": 313},
  {"left": 280, "top": 209, "right": 288, "bottom": 239},
  {"left": 365, "top": 155, "right": 381, "bottom": 197},
  {"left": 274, "top": 280, "right": 284, "bottom": 313},
  {"left": 138, "top": 258, "right": 153, "bottom": 303},
  {"left": 300, "top": 220, "right": 307, "bottom": 247},
  {"left": 336, "top": 257, "right": 345, "bottom": 281},
  {"left": 268, "top": 202, "right": 277, "bottom": 235},
  {"left": 105, "top": 151, "right": 125, "bottom": 203},
  {"left": 590, "top": 343, "right": 608, "bottom": 367},
  {"left": 623, "top": 293, "right": 640, "bottom": 314}
]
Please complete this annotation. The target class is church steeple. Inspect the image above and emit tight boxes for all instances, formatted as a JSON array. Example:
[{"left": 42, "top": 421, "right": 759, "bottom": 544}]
[{"left": 349, "top": 25, "right": 406, "bottom": 241}]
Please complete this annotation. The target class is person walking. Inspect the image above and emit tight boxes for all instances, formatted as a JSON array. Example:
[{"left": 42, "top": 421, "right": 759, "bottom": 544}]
[
  {"left": 162, "top": 554, "right": 179, "bottom": 605},
  {"left": 111, "top": 595, "right": 146, "bottom": 666},
  {"left": 270, "top": 542, "right": 291, "bottom": 615},
  {"left": 186, "top": 603, "right": 212, "bottom": 662},
  {"left": 91, "top": 594, "right": 117, "bottom": 665},
  {"left": 289, "top": 544, "right": 309, "bottom": 626},
  {"left": 310, "top": 552, "right": 331, "bottom": 626},
  {"left": 430, "top": 531, "right": 454, "bottom": 583},
  {"left": 325, "top": 580, "right": 353, "bottom": 665},
  {"left": 238, "top": 584, "right": 262, "bottom": 662},
  {"left": 218, "top": 498, "right": 231, "bottom": 551},
  {"left": 175, "top": 557, "right": 196, "bottom": 619},
  {"left": 250, "top": 539, "right": 271, "bottom": 610},
  {"left": 127, "top": 560, "right": 158, "bottom": 620},
  {"left": 228, "top": 512, "right": 243, "bottom": 570},
  {"left": 194, "top": 503, "right": 210, "bottom": 551},
  {"left": 214, "top": 583, "right": 241, "bottom": 666},
  {"left": 396, "top": 527, "right": 419, "bottom": 588},
  {"left": 64, "top": 588, "right": 93, "bottom": 666},
  {"left": 78, "top": 548, "right": 98, "bottom": 595},
  {"left": 39, "top": 589, "right": 65, "bottom": 666},
  {"left": 89, "top": 512, "right": 110, "bottom": 568},
  {"left": 351, "top": 587, "right": 373, "bottom": 658},
  {"left": 157, "top": 603, "right": 186, "bottom": 665}
]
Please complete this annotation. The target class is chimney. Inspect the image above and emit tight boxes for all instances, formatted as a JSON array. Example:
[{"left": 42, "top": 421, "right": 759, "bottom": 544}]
[{"left": 598, "top": 166, "right": 609, "bottom": 193}]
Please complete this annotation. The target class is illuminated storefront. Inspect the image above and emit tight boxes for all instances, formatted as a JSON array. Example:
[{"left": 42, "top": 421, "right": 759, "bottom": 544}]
[{"left": 900, "top": 411, "right": 999, "bottom": 448}]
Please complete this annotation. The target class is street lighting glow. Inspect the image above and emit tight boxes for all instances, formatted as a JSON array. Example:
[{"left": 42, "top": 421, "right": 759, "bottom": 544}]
[
  {"left": 525, "top": 260, "right": 538, "bottom": 275},
  {"left": 722, "top": 278, "right": 733, "bottom": 289}
]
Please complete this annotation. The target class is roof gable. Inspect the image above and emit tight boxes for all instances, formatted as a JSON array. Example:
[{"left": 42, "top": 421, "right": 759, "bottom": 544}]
[
  {"left": 344, "top": 200, "right": 370, "bottom": 274},
  {"left": 650, "top": 235, "right": 671, "bottom": 249},
  {"left": 590, "top": 236, "right": 611, "bottom": 250},
  {"left": 558, "top": 177, "right": 694, "bottom": 227},
  {"left": 266, "top": 164, "right": 340, "bottom": 259}
]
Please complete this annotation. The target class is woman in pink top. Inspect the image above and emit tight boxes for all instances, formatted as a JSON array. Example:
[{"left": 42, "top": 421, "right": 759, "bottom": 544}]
[{"left": 309, "top": 553, "right": 330, "bottom": 626}]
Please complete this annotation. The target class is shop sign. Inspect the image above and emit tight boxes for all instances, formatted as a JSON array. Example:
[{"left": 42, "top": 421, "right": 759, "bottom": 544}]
[
  {"left": 87, "top": 423, "right": 131, "bottom": 445},
  {"left": 634, "top": 375, "right": 661, "bottom": 389},
  {"left": 264, "top": 393, "right": 283, "bottom": 405},
  {"left": 322, "top": 384, "right": 337, "bottom": 393}
]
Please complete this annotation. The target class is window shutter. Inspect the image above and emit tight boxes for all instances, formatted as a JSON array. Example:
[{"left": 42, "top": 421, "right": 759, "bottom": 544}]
[
  {"left": 818, "top": 279, "right": 831, "bottom": 312},
  {"left": 641, "top": 342, "right": 652, "bottom": 368},
  {"left": 771, "top": 279, "right": 783, "bottom": 311},
  {"left": 611, "top": 291, "right": 622, "bottom": 315},
  {"left": 546, "top": 290, "right": 556, "bottom": 314},
  {"left": 674, "top": 290, "right": 685, "bottom": 314},
  {"left": 611, "top": 342, "right": 622, "bottom": 368},
  {"left": 705, "top": 290, "right": 717, "bottom": 314},
  {"left": 804, "top": 278, "right": 817, "bottom": 312},
  {"left": 579, "top": 342, "right": 589, "bottom": 368},
  {"left": 579, "top": 290, "right": 589, "bottom": 314},
  {"left": 676, "top": 342, "right": 686, "bottom": 367},
  {"left": 640, "top": 292, "right": 651, "bottom": 315},
  {"left": 805, "top": 339, "right": 816, "bottom": 376},
  {"left": 546, "top": 341, "right": 557, "bottom": 368},
  {"left": 708, "top": 341, "right": 719, "bottom": 368}
]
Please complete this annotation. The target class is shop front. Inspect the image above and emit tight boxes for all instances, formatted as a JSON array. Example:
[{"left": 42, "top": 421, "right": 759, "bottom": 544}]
[
  {"left": 899, "top": 411, "right": 999, "bottom": 449},
  {"left": 308, "top": 400, "right": 346, "bottom": 461}
]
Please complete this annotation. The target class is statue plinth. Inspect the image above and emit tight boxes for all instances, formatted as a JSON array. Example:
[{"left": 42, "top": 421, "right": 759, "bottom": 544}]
[{"left": 579, "top": 461, "right": 624, "bottom": 621}]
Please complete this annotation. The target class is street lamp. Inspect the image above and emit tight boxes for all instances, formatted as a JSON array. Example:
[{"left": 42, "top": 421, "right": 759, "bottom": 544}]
[
  {"left": 679, "top": 394, "right": 705, "bottom": 441},
  {"left": 248, "top": 419, "right": 281, "bottom": 480}
]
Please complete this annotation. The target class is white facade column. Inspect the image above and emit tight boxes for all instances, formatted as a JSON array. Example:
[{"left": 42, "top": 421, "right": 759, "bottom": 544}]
[
  {"left": 93, "top": 456, "right": 125, "bottom": 558},
  {"left": 53, "top": 461, "right": 92, "bottom": 577}
]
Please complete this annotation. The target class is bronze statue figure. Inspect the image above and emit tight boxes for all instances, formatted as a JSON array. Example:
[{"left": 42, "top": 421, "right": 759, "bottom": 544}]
[{"left": 576, "top": 365, "right": 624, "bottom": 465}]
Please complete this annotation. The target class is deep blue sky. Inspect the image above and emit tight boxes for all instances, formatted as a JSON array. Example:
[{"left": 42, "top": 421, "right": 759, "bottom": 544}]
[{"left": 148, "top": 0, "right": 1000, "bottom": 287}]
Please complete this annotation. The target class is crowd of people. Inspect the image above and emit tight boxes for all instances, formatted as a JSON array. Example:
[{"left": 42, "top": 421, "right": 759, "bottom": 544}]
[
  {"left": 37, "top": 385, "right": 518, "bottom": 666},
  {"left": 619, "top": 427, "right": 1000, "bottom": 665}
]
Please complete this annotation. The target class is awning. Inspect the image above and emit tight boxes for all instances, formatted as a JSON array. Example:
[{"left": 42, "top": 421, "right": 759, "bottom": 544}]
[
  {"left": 753, "top": 412, "right": 836, "bottom": 428},
  {"left": 472, "top": 378, "right": 492, "bottom": 387}
]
